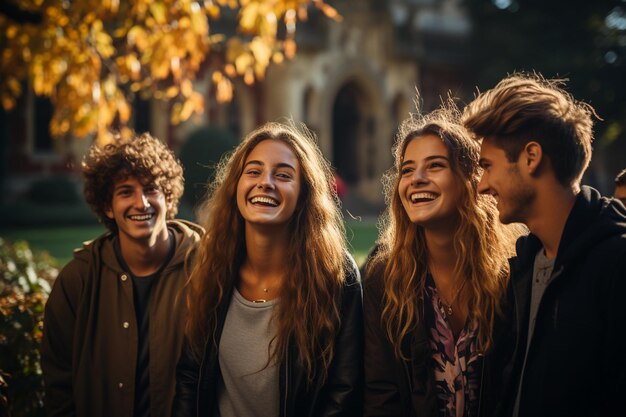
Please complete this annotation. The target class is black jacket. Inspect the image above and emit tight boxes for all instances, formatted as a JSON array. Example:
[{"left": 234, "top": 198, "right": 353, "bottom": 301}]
[
  {"left": 363, "top": 259, "right": 500, "bottom": 417},
  {"left": 496, "top": 186, "right": 626, "bottom": 417},
  {"left": 173, "top": 258, "right": 364, "bottom": 417}
]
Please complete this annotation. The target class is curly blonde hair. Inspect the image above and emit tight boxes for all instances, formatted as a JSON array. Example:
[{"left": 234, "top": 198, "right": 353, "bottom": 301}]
[
  {"left": 185, "top": 121, "right": 348, "bottom": 383},
  {"left": 81, "top": 132, "right": 184, "bottom": 231},
  {"left": 371, "top": 101, "right": 520, "bottom": 358},
  {"left": 462, "top": 72, "right": 596, "bottom": 186}
]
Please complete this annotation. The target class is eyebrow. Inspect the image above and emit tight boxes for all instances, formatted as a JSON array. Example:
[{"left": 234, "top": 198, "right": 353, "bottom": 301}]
[
  {"left": 244, "top": 160, "right": 296, "bottom": 170},
  {"left": 113, "top": 184, "right": 134, "bottom": 191},
  {"left": 400, "top": 154, "right": 449, "bottom": 168}
]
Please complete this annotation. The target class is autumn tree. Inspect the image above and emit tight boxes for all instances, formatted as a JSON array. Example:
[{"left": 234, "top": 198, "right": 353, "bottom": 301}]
[{"left": 0, "top": 0, "right": 340, "bottom": 142}]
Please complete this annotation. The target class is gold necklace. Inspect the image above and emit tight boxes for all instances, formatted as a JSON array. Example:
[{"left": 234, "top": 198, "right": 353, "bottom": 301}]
[{"left": 252, "top": 288, "right": 270, "bottom": 303}]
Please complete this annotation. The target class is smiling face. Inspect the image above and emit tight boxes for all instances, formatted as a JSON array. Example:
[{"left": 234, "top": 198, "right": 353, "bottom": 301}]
[
  {"left": 236, "top": 139, "right": 301, "bottom": 229},
  {"left": 398, "top": 134, "right": 463, "bottom": 231},
  {"left": 105, "top": 176, "right": 168, "bottom": 245},
  {"left": 478, "top": 136, "right": 535, "bottom": 224}
]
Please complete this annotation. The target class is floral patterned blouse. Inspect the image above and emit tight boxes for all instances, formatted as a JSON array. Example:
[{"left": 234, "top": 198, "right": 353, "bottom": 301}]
[{"left": 424, "top": 276, "right": 483, "bottom": 417}]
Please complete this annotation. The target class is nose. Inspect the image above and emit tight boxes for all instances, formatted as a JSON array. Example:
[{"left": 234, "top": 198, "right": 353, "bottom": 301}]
[
  {"left": 410, "top": 168, "right": 428, "bottom": 187},
  {"left": 257, "top": 172, "right": 275, "bottom": 190},
  {"left": 477, "top": 173, "right": 490, "bottom": 195},
  {"left": 135, "top": 192, "right": 151, "bottom": 209}
]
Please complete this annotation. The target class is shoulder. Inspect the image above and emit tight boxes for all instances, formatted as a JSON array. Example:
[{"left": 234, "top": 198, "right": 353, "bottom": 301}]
[
  {"left": 166, "top": 219, "right": 204, "bottom": 268},
  {"left": 48, "top": 239, "right": 101, "bottom": 308},
  {"left": 362, "top": 257, "right": 388, "bottom": 307},
  {"left": 597, "top": 235, "right": 626, "bottom": 274},
  {"left": 342, "top": 252, "right": 361, "bottom": 288},
  {"left": 52, "top": 258, "right": 88, "bottom": 296},
  {"left": 168, "top": 219, "right": 204, "bottom": 246},
  {"left": 363, "top": 256, "right": 386, "bottom": 288},
  {"left": 54, "top": 233, "right": 114, "bottom": 286}
]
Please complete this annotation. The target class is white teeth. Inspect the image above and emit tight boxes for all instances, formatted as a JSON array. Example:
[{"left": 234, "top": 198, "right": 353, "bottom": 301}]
[
  {"left": 129, "top": 214, "right": 153, "bottom": 221},
  {"left": 250, "top": 196, "right": 279, "bottom": 206},
  {"left": 410, "top": 192, "right": 438, "bottom": 203}
]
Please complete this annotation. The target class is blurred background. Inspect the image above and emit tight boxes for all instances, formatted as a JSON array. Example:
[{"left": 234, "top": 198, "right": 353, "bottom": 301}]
[
  {"left": 1, "top": 0, "right": 625, "bottom": 265},
  {"left": 1, "top": 0, "right": 625, "bottom": 414}
]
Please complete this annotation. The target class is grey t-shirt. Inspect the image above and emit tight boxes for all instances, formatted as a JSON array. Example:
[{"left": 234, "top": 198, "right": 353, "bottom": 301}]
[
  {"left": 512, "top": 248, "right": 555, "bottom": 417},
  {"left": 217, "top": 288, "right": 279, "bottom": 417}
]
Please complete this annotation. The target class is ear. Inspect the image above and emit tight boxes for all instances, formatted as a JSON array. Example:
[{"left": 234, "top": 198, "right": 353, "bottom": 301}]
[
  {"left": 104, "top": 206, "right": 114, "bottom": 220},
  {"left": 521, "top": 141, "right": 543, "bottom": 175}
]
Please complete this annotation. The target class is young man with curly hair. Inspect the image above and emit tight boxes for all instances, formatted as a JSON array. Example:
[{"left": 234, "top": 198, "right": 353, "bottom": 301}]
[
  {"left": 463, "top": 74, "right": 626, "bottom": 417},
  {"left": 42, "top": 133, "right": 203, "bottom": 417}
]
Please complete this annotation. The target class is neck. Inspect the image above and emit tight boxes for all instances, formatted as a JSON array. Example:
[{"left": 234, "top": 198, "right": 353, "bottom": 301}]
[
  {"left": 424, "top": 227, "right": 467, "bottom": 333},
  {"left": 119, "top": 227, "right": 171, "bottom": 276},
  {"left": 424, "top": 229, "right": 456, "bottom": 266},
  {"left": 526, "top": 181, "right": 578, "bottom": 259},
  {"left": 424, "top": 229, "right": 459, "bottom": 287},
  {"left": 242, "top": 223, "right": 289, "bottom": 280}
]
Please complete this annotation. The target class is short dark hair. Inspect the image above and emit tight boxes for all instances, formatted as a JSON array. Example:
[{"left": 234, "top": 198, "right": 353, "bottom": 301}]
[
  {"left": 463, "top": 73, "right": 596, "bottom": 186},
  {"left": 81, "top": 132, "right": 184, "bottom": 232},
  {"left": 615, "top": 169, "right": 626, "bottom": 186}
]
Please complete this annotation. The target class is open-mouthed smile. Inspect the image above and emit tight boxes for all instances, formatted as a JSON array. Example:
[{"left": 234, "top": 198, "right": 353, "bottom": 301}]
[
  {"left": 128, "top": 213, "right": 154, "bottom": 221},
  {"left": 410, "top": 192, "right": 439, "bottom": 203},
  {"left": 250, "top": 196, "right": 279, "bottom": 207}
]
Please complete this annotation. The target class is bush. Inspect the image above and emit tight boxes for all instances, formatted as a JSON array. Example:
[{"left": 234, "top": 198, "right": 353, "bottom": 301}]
[
  {"left": 25, "top": 176, "right": 80, "bottom": 205},
  {"left": 0, "top": 239, "right": 58, "bottom": 417},
  {"left": 178, "top": 126, "right": 237, "bottom": 209}
]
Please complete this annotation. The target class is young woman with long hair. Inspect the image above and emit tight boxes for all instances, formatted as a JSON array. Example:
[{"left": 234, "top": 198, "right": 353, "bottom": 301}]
[
  {"left": 363, "top": 102, "right": 521, "bottom": 417},
  {"left": 173, "top": 121, "right": 363, "bottom": 417}
]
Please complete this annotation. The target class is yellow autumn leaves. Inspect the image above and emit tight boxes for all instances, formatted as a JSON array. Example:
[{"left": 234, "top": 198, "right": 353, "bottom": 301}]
[{"left": 0, "top": 0, "right": 340, "bottom": 143}]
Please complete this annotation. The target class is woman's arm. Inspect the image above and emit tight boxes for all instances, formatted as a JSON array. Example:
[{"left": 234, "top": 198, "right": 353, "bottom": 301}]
[
  {"left": 317, "top": 257, "right": 364, "bottom": 417},
  {"left": 363, "top": 263, "right": 405, "bottom": 417},
  {"left": 172, "top": 340, "right": 201, "bottom": 417}
]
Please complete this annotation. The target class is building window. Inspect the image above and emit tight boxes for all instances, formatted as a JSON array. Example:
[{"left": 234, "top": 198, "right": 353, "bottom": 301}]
[{"left": 33, "top": 96, "right": 53, "bottom": 153}]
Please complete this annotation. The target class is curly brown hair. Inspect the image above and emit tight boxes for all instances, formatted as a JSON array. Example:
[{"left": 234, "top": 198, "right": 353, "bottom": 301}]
[
  {"left": 462, "top": 72, "right": 597, "bottom": 186},
  {"left": 81, "top": 132, "right": 184, "bottom": 231}
]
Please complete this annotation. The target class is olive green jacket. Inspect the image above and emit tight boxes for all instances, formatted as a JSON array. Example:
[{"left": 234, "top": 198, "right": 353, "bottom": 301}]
[{"left": 41, "top": 220, "right": 202, "bottom": 417}]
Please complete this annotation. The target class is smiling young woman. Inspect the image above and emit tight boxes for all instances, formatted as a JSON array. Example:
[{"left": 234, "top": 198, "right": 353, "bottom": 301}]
[
  {"left": 173, "top": 121, "right": 363, "bottom": 417},
  {"left": 363, "top": 100, "right": 522, "bottom": 417}
]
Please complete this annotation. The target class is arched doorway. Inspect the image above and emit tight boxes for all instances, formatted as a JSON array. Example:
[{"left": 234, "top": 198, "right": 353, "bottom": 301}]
[{"left": 332, "top": 81, "right": 369, "bottom": 186}]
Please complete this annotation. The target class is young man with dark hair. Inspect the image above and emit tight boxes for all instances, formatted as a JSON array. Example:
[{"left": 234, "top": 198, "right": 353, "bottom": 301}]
[
  {"left": 615, "top": 168, "right": 626, "bottom": 205},
  {"left": 463, "top": 73, "right": 626, "bottom": 417},
  {"left": 42, "top": 133, "right": 202, "bottom": 417}
]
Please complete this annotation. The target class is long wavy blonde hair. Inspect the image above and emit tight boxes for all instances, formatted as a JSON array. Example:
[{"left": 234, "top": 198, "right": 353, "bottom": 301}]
[
  {"left": 371, "top": 103, "right": 520, "bottom": 359},
  {"left": 185, "top": 121, "right": 348, "bottom": 383}
]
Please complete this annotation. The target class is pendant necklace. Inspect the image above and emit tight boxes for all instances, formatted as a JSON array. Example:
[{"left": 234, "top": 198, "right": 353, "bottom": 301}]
[
  {"left": 441, "top": 278, "right": 467, "bottom": 318},
  {"left": 252, "top": 287, "right": 270, "bottom": 303}
]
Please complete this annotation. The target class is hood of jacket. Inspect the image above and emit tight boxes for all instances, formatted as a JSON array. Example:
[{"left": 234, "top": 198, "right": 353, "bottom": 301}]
[
  {"left": 72, "top": 219, "right": 204, "bottom": 274},
  {"left": 512, "top": 186, "right": 626, "bottom": 271}
]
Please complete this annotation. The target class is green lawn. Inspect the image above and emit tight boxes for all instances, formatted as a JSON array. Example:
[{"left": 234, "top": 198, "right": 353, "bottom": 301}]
[
  {"left": 1, "top": 225, "right": 106, "bottom": 266},
  {"left": 345, "top": 218, "right": 379, "bottom": 265},
  {"left": 0, "top": 219, "right": 379, "bottom": 268}
]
